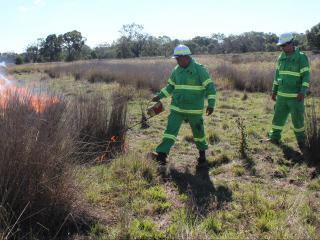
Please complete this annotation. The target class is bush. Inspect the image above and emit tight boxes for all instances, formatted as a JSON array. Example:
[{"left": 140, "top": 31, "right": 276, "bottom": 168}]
[{"left": 15, "top": 55, "right": 24, "bottom": 65}]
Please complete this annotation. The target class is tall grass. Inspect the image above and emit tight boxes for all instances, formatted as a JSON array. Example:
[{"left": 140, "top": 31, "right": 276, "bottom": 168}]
[
  {"left": 305, "top": 98, "right": 320, "bottom": 163},
  {"left": 0, "top": 90, "right": 79, "bottom": 239},
  {"left": 9, "top": 53, "right": 320, "bottom": 95},
  {"left": 215, "top": 61, "right": 274, "bottom": 92},
  {"left": 19, "top": 59, "right": 174, "bottom": 93},
  {"left": 0, "top": 86, "right": 129, "bottom": 238},
  {"left": 72, "top": 89, "right": 128, "bottom": 163}
]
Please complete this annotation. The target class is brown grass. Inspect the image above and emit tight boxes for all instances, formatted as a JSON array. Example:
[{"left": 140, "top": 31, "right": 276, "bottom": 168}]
[
  {"left": 71, "top": 89, "right": 129, "bottom": 163},
  {"left": 0, "top": 90, "right": 81, "bottom": 239},
  {"left": 305, "top": 97, "right": 320, "bottom": 163},
  {"left": 0, "top": 86, "right": 130, "bottom": 238},
  {"left": 9, "top": 53, "right": 320, "bottom": 95},
  {"left": 215, "top": 61, "right": 274, "bottom": 92}
]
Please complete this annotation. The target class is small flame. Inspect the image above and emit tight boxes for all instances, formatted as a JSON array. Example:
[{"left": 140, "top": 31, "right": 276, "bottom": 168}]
[
  {"left": 98, "top": 154, "right": 105, "bottom": 162},
  {"left": 111, "top": 135, "right": 117, "bottom": 142},
  {"left": 97, "top": 135, "right": 120, "bottom": 162}
]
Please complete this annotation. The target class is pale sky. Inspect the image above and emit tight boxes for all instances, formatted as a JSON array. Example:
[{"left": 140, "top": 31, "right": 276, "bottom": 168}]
[{"left": 1, "top": 0, "right": 319, "bottom": 53}]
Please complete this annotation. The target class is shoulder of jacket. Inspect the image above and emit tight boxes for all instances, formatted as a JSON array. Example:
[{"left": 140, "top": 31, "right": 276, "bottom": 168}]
[
  {"left": 299, "top": 51, "right": 307, "bottom": 57},
  {"left": 298, "top": 51, "right": 309, "bottom": 61},
  {"left": 194, "top": 61, "right": 208, "bottom": 72}
]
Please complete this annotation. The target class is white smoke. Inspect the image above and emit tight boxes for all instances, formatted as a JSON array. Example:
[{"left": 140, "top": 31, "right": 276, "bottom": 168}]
[
  {"left": 0, "top": 61, "right": 7, "bottom": 68},
  {"left": 0, "top": 61, "right": 12, "bottom": 90}
]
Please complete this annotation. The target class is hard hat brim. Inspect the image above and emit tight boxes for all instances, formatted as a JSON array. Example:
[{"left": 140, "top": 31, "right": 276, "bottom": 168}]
[
  {"left": 277, "top": 40, "right": 293, "bottom": 46},
  {"left": 171, "top": 54, "right": 191, "bottom": 59},
  {"left": 277, "top": 41, "right": 286, "bottom": 46}
]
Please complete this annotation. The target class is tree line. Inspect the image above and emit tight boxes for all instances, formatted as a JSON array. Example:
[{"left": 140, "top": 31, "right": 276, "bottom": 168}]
[{"left": 8, "top": 22, "right": 320, "bottom": 64}]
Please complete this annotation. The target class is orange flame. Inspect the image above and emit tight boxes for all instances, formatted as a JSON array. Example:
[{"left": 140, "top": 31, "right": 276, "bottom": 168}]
[
  {"left": 111, "top": 135, "right": 117, "bottom": 142},
  {"left": 98, "top": 154, "right": 105, "bottom": 162},
  {"left": 0, "top": 75, "right": 59, "bottom": 113},
  {"left": 97, "top": 135, "right": 121, "bottom": 162}
]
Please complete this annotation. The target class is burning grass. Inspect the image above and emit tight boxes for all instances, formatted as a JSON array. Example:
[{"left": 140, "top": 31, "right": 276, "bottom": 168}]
[
  {"left": 0, "top": 90, "right": 86, "bottom": 239},
  {"left": 71, "top": 89, "right": 129, "bottom": 164},
  {"left": 0, "top": 79, "right": 130, "bottom": 238}
]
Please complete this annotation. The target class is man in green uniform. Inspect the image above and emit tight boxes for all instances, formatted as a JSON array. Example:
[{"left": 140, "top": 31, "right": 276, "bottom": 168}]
[
  {"left": 151, "top": 44, "right": 216, "bottom": 166},
  {"left": 268, "top": 33, "right": 310, "bottom": 150}
]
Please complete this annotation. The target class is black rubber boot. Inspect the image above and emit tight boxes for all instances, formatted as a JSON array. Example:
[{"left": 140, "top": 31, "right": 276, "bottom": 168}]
[
  {"left": 197, "top": 150, "right": 206, "bottom": 165},
  {"left": 156, "top": 152, "right": 167, "bottom": 166}
]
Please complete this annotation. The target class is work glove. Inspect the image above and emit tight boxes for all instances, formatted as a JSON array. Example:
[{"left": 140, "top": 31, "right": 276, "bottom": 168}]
[
  {"left": 271, "top": 93, "right": 277, "bottom": 101},
  {"left": 206, "top": 107, "right": 214, "bottom": 116},
  {"left": 297, "top": 93, "right": 304, "bottom": 102},
  {"left": 152, "top": 95, "right": 160, "bottom": 102}
]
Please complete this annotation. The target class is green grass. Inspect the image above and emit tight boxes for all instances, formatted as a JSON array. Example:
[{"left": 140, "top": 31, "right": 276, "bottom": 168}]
[
  {"left": 129, "top": 218, "right": 164, "bottom": 240},
  {"left": 308, "top": 177, "right": 320, "bottom": 191},
  {"left": 9, "top": 62, "right": 320, "bottom": 239},
  {"left": 208, "top": 154, "right": 231, "bottom": 166},
  {"left": 232, "top": 164, "right": 246, "bottom": 176}
]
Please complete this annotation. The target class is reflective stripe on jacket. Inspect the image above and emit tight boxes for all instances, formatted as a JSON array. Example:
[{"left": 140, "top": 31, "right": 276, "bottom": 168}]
[
  {"left": 157, "top": 58, "right": 216, "bottom": 115},
  {"left": 272, "top": 48, "right": 310, "bottom": 97}
]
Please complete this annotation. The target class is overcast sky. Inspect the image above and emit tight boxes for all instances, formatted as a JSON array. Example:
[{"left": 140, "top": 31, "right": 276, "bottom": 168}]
[{"left": 1, "top": 0, "right": 319, "bottom": 53}]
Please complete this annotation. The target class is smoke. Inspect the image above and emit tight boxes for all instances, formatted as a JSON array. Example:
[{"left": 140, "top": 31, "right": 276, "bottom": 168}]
[
  {"left": 0, "top": 61, "right": 7, "bottom": 68},
  {"left": 0, "top": 61, "right": 12, "bottom": 90}
]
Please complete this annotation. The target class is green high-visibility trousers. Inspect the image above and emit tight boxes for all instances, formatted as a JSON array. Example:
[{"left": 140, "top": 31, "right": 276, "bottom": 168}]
[
  {"left": 156, "top": 111, "right": 208, "bottom": 154},
  {"left": 269, "top": 96, "right": 305, "bottom": 143}
]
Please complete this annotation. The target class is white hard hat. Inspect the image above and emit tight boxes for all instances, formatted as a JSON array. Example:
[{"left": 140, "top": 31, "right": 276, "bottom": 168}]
[
  {"left": 172, "top": 44, "right": 192, "bottom": 58},
  {"left": 277, "top": 32, "right": 294, "bottom": 46}
]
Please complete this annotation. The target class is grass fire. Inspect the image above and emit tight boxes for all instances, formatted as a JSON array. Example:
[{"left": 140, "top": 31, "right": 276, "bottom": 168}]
[{"left": 1, "top": 7, "right": 320, "bottom": 238}]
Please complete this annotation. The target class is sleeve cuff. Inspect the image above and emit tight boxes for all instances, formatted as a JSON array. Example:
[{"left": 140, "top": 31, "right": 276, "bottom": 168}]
[{"left": 208, "top": 100, "right": 215, "bottom": 108}]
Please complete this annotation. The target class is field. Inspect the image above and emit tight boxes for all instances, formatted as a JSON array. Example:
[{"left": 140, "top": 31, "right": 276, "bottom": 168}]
[{"left": 1, "top": 52, "right": 320, "bottom": 239}]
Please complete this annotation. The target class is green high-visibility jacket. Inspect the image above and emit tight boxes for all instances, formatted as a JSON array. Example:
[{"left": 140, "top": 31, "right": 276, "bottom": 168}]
[
  {"left": 272, "top": 47, "right": 310, "bottom": 97},
  {"left": 157, "top": 58, "right": 216, "bottom": 115}
]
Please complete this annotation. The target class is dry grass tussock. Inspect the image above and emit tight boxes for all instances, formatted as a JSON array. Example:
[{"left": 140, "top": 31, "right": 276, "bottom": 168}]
[
  {"left": 71, "top": 89, "right": 129, "bottom": 163},
  {"left": 305, "top": 97, "right": 320, "bottom": 164},
  {"left": 0, "top": 87, "right": 129, "bottom": 238},
  {"left": 0, "top": 89, "right": 82, "bottom": 239}
]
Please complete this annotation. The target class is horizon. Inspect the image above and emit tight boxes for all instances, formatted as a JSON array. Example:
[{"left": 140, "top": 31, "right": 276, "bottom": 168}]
[{"left": 1, "top": 0, "right": 319, "bottom": 53}]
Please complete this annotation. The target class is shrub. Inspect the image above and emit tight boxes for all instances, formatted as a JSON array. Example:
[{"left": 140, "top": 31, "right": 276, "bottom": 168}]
[{"left": 236, "top": 117, "right": 249, "bottom": 159}]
